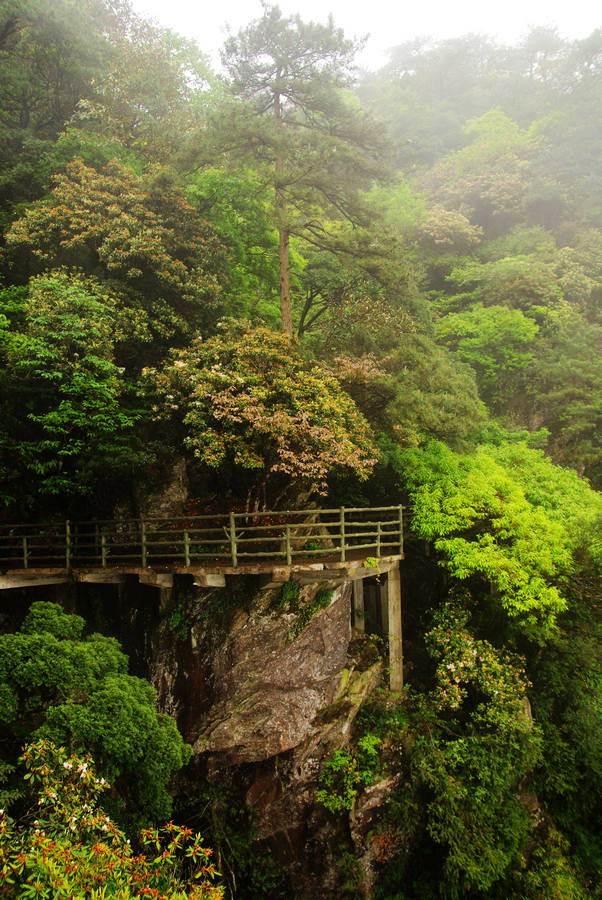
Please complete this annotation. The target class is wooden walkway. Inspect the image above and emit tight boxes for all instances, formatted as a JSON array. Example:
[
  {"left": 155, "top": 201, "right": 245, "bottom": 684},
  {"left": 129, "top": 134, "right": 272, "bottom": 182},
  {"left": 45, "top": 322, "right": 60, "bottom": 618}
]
[
  {"left": 0, "top": 505, "right": 405, "bottom": 691},
  {"left": 0, "top": 506, "right": 403, "bottom": 576}
]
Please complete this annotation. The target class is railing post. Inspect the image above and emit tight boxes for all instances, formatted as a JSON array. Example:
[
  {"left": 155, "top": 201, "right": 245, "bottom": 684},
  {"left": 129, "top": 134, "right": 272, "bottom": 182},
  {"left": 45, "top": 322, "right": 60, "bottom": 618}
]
[
  {"left": 285, "top": 524, "right": 292, "bottom": 565},
  {"left": 141, "top": 520, "right": 147, "bottom": 567},
  {"left": 22, "top": 536, "right": 28, "bottom": 569},
  {"left": 376, "top": 520, "right": 381, "bottom": 558},
  {"left": 101, "top": 533, "right": 107, "bottom": 567},
  {"left": 229, "top": 512, "right": 237, "bottom": 568},
  {"left": 399, "top": 505, "right": 404, "bottom": 555},
  {"left": 65, "top": 520, "right": 71, "bottom": 570},
  {"left": 184, "top": 531, "right": 190, "bottom": 567},
  {"left": 339, "top": 507, "right": 346, "bottom": 562}
]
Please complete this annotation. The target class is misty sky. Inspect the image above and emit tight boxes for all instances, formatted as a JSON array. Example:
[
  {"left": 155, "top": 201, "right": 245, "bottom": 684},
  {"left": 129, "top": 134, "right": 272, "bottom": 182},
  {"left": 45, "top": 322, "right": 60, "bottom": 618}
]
[{"left": 132, "top": 0, "right": 601, "bottom": 69}]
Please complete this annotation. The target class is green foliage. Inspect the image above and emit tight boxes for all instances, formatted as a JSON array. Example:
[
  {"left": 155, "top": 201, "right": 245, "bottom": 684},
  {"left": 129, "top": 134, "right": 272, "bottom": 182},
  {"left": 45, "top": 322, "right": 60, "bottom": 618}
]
[
  {"left": 187, "top": 166, "right": 280, "bottom": 325},
  {"left": 0, "top": 0, "right": 112, "bottom": 230},
  {"left": 528, "top": 586, "right": 602, "bottom": 885},
  {"left": 216, "top": 3, "right": 390, "bottom": 331},
  {"left": 0, "top": 602, "right": 190, "bottom": 829},
  {"left": 168, "top": 598, "right": 195, "bottom": 640},
  {"left": 0, "top": 740, "right": 223, "bottom": 898},
  {"left": 296, "top": 230, "right": 422, "bottom": 344},
  {"left": 523, "top": 311, "right": 602, "bottom": 487},
  {"left": 422, "top": 109, "right": 542, "bottom": 236},
  {"left": 3, "top": 270, "right": 140, "bottom": 499},
  {"left": 442, "top": 254, "right": 563, "bottom": 314},
  {"left": 317, "top": 734, "right": 381, "bottom": 814},
  {"left": 378, "top": 600, "right": 542, "bottom": 898},
  {"left": 382, "top": 334, "right": 487, "bottom": 452},
  {"left": 436, "top": 303, "right": 539, "bottom": 410},
  {"left": 4, "top": 159, "right": 225, "bottom": 360},
  {"left": 21, "top": 601, "right": 85, "bottom": 641},
  {"left": 279, "top": 578, "right": 301, "bottom": 609},
  {"left": 317, "top": 750, "right": 362, "bottom": 814},
  {"left": 401, "top": 440, "right": 590, "bottom": 637},
  {"left": 177, "top": 779, "right": 279, "bottom": 899},
  {"left": 0, "top": 8, "right": 600, "bottom": 896}
]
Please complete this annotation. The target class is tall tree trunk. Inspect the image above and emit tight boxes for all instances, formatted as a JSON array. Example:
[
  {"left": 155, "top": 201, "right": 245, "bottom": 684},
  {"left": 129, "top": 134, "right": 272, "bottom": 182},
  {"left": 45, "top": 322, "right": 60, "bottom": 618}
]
[
  {"left": 274, "top": 90, "right": 293, "bottom": 335},
  {"left": 277, "top": 216, "right": 292, "bottom": 335}
]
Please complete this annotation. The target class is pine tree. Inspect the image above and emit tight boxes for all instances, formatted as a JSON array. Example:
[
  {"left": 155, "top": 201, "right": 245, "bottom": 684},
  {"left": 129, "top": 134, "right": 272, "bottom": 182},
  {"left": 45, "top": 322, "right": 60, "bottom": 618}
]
[{"left": 219, "top": 4, "right": 389, "bottom": 334}]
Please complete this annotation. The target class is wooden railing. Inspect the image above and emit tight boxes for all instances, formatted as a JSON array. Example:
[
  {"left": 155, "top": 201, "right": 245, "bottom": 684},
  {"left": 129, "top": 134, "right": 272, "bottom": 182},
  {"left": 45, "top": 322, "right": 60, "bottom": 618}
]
[{"left": 0, "top": 507, "right": 404, "bottom": 571}]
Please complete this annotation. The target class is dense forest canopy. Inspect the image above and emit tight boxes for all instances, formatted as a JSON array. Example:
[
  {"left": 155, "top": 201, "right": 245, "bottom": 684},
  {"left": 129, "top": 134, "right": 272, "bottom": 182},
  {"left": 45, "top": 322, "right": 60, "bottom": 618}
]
[{"left": 0, "top": 2, "right": 600, "bottom": 897}]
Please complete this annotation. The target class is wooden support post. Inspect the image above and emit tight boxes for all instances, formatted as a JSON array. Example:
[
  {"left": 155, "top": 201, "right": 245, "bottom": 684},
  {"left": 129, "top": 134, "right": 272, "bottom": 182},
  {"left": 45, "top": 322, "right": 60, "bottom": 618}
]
[
  {"left": 376, "top": 521, "right": 381, "bottom": 558},
  {"left": 379, "top": 575, "right": 389, "bottom": 636},
  {"left": 158, "top": 587, "right": 174, "bottom": 614},
  {"left": 339, "top": 507, "right": 346, "bottom": 562},
  {"left": 229, "top": 512, "right": 237, "bottom": 568},
  {"left": 285, "top": 524, "right": 292, "bottom": 565},
  {"left": 352, "top": 579, "right": 365, "bottom": 632},
  {"left": 387, "top": 563, "right": 403, "bottom": 692},
  {"left": 65, "top": 520, "right": 72, "bottom": 570},
  {"left": 22, "top": 536, "right": 28, "bottom": 569},
  {"left": 141, "top": 520, "right": 147, "bottom": 567},
  {"left": 101, "top": 533, "right": 107, "bottom": 568},
  {"left": 184, "top": 531, "right": 190, "bottom": 567}
]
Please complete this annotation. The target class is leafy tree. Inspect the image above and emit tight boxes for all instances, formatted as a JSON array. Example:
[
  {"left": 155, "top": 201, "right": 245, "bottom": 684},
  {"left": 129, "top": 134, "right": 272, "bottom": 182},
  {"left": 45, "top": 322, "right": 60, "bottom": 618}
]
[
  {"left": 374, "top": 597, "right": 587, "bottom": 900},
  {"left": 436, "top": 303, "right": 539, "bottom": 410},
  {"left": 217, "top": 4, "right": 388, "bottom": 333},
  {"left": 3, "top": 158, "right": 225, "bottom": 365},
  {"left": 400, "top": 441, "right": 591, "bottom": 638},
  {"left": 519, "top": 311, "right": 602, "bottom": 487},
  {"left": 186, "top": 165, "right": 281, "bottom": 326},
  {"left": 529, "top": 586, "right": 602, "bottom": 887},
  {"left": 402, "top": 600, "right": 541, "bottom": 896},
  {"left": 417, "top": 203, "right": 482, "bottom": 254},
  {"left": 440, "top": 253, "right": 562, "bottom": 314},
  {"left": 0, "top": 0, "right": 115, "bottom": 230},
  {"left": 72, "top": 15, "right": 215, "bottom": 165},
  {"left": 295, "top": 230, "right": 421, "bottom": 342},
  {"left": 0, "top": 0, "right": 215, "bottom": 230},
  {"left": 0, "top": 740, "right": 223, "bottom": 898},
  {"left": 2, "top": 270, "right": 140, "bottom": 504},
  {"left": 149, "top": 323, "right": 377, "bottom": 509},
  {"left": 383, "top": 335, "right": 487, "bottom": 451},
  {"left": 422, "top": 109, "right": 541, "bottom": 236},
  {"left": 0, "top": 602, "right": 190, "bottom": 829}
]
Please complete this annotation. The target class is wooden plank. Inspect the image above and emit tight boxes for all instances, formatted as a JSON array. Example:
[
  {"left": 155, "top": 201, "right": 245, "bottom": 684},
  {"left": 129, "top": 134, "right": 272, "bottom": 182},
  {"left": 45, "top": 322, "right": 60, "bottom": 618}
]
[{"left": 0, "top": 575, "right": 71, "bottom": 590}]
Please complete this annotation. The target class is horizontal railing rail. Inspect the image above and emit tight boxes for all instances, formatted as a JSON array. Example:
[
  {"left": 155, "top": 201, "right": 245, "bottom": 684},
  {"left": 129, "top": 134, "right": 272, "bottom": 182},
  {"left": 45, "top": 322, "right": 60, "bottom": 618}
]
[{"left": 0, "top": 506, "right": 404, "bottom": 571}]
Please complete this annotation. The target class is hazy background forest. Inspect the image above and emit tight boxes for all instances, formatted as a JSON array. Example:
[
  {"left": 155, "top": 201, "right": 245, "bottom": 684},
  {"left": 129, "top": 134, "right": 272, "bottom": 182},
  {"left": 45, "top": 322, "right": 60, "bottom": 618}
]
[{"left": 0, "top": 1, "right": 600, "bottom": 897}]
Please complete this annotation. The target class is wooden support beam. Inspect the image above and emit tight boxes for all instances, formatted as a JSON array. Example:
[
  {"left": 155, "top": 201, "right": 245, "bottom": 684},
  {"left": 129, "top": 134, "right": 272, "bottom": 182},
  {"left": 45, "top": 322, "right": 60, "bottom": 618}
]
[
  {"left": 379, "top": 576, "right": 389, "bottom": 637},
  {"left": 387, "top": 563, "right": 403, "bottom": 692},
  {"left": 139, "top": 572, "right": 174, "bottom": 588},
  {"left": 77, "top": 573, "right": 126, "bottom": 585},
  {"left": 192, "top": 573, "right": 226, "bottom": 588},
  {"left": 352, "top": 579, "right": 365, "bottom": 633}
]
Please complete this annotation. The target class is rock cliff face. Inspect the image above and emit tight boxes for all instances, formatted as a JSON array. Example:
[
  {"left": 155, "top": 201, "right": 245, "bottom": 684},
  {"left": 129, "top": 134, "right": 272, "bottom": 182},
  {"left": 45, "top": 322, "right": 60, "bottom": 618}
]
[{"left": 142, "top": 576, "right": 387, "bottom": 898}]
